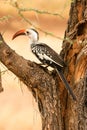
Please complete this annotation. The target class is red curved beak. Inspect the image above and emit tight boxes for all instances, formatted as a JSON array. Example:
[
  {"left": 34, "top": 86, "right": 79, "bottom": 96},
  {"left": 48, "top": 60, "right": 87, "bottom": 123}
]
[{"left": 12, "top": 29, "right": 26, "bottom": 40}]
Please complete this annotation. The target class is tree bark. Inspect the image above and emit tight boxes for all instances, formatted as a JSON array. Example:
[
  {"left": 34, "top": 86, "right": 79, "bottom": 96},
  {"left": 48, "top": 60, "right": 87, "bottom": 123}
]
[
  {"left": 0, "top": 0, "right": 87, "bottom": 130},
  {"left": 0, "top": 34, "right": 62, "bottom": 129},
  {"left": 61, "top": 0, "right": 87, "bottom": 129}
]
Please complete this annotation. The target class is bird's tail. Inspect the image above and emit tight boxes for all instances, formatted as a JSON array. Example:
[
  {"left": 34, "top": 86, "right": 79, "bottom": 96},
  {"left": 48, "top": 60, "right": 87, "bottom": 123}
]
[{"left": 56, "top": 67, "right": 77, "bottom": 101}]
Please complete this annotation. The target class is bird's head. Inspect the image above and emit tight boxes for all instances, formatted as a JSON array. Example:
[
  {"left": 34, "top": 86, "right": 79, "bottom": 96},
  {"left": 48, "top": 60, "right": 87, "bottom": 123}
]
[{"left": 12, "top": 28, "right": 39, "bottom": 43}]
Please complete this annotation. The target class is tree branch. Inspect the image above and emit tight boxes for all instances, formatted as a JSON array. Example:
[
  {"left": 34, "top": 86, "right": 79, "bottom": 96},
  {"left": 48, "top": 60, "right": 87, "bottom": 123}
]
[
  {"left": 11, "top": 1, "right": 63, "bottom": 40},
  {"left": 0, "top": 33, "right": 62, "bottom": 129},
  {"left": 0, "top": 33, "right": 56, "bottom": 91}
]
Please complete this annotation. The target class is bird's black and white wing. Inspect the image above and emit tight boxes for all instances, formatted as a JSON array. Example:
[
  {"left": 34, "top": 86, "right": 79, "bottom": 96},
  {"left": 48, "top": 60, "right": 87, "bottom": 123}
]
[{"left": 31, "top": 43, "right": 66, "bottom": 68}]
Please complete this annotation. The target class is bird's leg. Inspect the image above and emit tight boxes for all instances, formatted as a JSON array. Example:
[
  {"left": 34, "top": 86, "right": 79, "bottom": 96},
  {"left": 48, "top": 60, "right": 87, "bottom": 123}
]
[
  {"left": 43, "top": 65, "right": 49, "bottom": 68},
  {"left": 36, "top": 63, "right": 49, "bottom": 68},
  {"left": 35, "top": 63, "right": 45, "bottom": 66},
  {"left": 35, "top": 62, "right": 45, "bottom": 67}
]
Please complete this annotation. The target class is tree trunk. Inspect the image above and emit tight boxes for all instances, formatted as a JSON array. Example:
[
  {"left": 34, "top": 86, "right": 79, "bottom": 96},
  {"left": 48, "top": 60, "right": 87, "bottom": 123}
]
[
  {"left": 61, "top": 0, "right": 87, "bottom": 129},
  {"left": 0, "top": 0, "right": 87, "bottom": 130}
]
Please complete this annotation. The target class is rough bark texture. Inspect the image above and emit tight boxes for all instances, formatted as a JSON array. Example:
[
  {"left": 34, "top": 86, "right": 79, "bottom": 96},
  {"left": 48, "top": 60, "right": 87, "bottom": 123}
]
[
  {"left": 0, "top": 35, "right": 62, "bottom": 130},
  {"left": 0, "top": 0, "right": 87, "bottom": 130},
  {"left": 61, "top": 0, "right": 87, "bottom": 129}
]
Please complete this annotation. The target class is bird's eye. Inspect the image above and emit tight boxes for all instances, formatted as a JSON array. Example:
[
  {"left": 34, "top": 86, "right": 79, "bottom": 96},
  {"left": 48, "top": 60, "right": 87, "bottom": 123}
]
[{"left": 26, "top": 31, "right": 29, "bottom": 35}]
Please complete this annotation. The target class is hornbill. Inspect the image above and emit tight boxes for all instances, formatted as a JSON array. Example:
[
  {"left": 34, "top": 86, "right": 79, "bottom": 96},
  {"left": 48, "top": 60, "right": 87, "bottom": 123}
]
[{"left": 12, "top": 28, "right": 76, "bottom": 101}]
